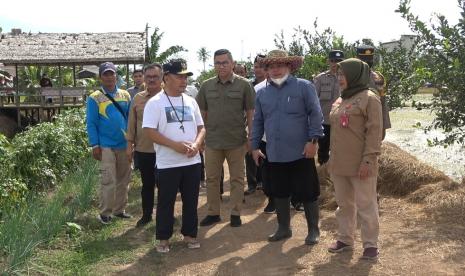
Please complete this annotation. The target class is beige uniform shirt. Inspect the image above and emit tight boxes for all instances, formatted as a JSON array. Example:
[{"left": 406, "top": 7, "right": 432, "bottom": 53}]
[
  {"left": 196, "top": 74, "right": 255, "bottom": 149},
  {"left": 328, "top": 90, "right": 382, "bottom": 176},
  {"left": 314, "top": 70, "right": 340, "bottom": 124},
  {"left": 126, "top": 90, "right": 158, "bottom": 153}
]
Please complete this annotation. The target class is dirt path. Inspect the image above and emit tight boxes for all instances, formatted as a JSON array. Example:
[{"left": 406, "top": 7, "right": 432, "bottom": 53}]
[{"left": 109, "top": 173, "right": 465, "bottom": 276}]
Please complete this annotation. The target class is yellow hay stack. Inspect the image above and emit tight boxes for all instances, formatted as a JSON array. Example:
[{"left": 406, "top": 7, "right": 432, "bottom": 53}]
[{"left": 318, "top": 142, "right": 465, "bottom": 221}]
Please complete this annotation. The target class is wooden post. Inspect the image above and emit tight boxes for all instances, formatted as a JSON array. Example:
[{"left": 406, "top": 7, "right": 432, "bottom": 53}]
[
  {"left": 59, "top": 64, "right": 63, "bottom": 109},
  {"left": 73, "top": 64, "right": 77, "bottom": 104},
  {"left": 15, "top": 64, "right": 21, "bottom": 127},
  {"left": 73, "top": 65, "right": 76, "bottom": 87},
  {"left": 126, "top": 62, "right": 130, "bottom": 89}
]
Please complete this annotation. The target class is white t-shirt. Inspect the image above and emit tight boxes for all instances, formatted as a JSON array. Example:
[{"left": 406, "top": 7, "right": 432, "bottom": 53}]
[{"left": 142, "top": 91, "right": 204, "bottom": 169}]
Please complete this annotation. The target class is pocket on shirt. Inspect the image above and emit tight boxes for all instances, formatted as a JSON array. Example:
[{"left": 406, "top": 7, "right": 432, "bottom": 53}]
[
  {"left": 285, "top": 96, "right": 305, "bottom": 114},
  {"left": 227, "top": 91, "right": 243, "bottom": 109},
  {"left": 206, "top": 90, "right": 220, "bottom": 106},
  {"left": 319, "top": 89, "right": 332, "bottom": 101}
]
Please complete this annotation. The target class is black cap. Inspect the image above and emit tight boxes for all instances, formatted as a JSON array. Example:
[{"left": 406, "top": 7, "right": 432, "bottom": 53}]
[
  {"left": 329, "top": 50, "right": 344, "bottom": 61},
  {"left": 356, "top": 45, "right": 375, "bottom": 56},
  {"left": 162, "top": 59, "right": 193, "bottom": 76}
]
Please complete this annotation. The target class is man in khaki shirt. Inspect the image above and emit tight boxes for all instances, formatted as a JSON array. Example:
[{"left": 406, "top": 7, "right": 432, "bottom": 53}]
[
  {"left": 314, "top": 50, "right": 344, "bottom": 165},
  {"left": 196, "top": 49, "right": 255, "bottom": 227},
  {"left": 356, "top": 45, "right": 391, "bottom": 139},
  {"left": 126, "top": 63, "right": 163, "bottom": 227}
]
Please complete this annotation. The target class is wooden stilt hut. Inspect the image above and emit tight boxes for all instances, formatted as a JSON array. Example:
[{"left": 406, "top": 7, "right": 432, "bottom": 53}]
[{"left": 0, "top": 29, "right": 147, "bottom": 127}]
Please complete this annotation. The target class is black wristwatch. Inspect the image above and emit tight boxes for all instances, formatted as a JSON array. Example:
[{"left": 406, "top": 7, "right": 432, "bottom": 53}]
[{"left": 308, "top": 138, "right": 318, "bottom": 144}]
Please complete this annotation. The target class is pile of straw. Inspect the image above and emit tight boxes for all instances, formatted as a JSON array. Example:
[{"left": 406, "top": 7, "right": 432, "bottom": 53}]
[{"left": 317, "top": 142, "right": 464, "bottom": 218}]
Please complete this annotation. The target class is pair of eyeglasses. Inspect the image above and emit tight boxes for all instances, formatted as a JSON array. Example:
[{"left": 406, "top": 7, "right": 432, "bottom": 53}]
[
  {"left": 214, "top": 61, "right": 230, "bottom": 67},
  {"left": 145, "top": 75, "right": 161, "bottom": 80},
  {"left": 330, "top": 59, "right": 343, "bottom": 63}
]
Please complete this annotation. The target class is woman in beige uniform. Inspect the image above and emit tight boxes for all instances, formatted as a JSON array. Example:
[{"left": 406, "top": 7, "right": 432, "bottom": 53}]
[{"left": 327, "top": 58, "right": 382, "bottom": 260}]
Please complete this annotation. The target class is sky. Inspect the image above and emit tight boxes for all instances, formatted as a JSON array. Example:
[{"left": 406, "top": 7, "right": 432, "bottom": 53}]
[{"left": 0, "top": 0, "right": 462, "bottom": 78}]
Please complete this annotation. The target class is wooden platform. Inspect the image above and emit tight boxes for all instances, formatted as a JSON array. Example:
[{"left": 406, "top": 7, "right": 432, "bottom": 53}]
[{"left": 0, "top": 87, "right": 87, "bottom": 126}]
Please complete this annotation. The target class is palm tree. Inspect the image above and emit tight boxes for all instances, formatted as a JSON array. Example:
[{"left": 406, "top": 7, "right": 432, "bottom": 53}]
[
  {"left": 197, "top": 47, "right": 210, "bottom": 72},
  {"left": 148, "top": 26, "right": 187, "bottom": 64}
]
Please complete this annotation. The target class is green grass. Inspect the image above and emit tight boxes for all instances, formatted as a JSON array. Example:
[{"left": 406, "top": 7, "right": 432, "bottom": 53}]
[
  {"left": 27, "top": 171, "right": 169, "bottom": 275},
  {"left": 0, "top": 158, "right": 99, "bottom": 275}
]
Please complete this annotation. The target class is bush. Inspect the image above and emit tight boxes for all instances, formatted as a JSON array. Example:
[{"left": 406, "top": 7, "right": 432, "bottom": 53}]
[{"left": 0, "top": 108, "right": 89, "bottom": 214}]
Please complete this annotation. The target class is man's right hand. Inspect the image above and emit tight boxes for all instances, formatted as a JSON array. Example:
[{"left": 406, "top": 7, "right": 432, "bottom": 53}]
[
  {"left": 252, "top": 149, "right": 266, "bottom": 166},
  {"left": 92, "top": 147, "right": 102, "bottom": 161},
  {"left": 171, "top": 141, "right": 191, "bottom": 154}
]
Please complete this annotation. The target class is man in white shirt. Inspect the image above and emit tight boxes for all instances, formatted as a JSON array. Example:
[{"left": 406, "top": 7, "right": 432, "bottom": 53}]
[{"left": 143, "top": 59, "right": 206, "bottom": 253}]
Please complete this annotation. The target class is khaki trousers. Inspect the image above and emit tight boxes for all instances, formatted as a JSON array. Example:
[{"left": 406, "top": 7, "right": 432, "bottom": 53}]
[
  {"left": 331, "top": 174, "right": 379, "bottom": 248},
  {"left": 99, "top": 148, "right": 131, "bottom": 216},
  {"left": 205, "top": 144, "right": 246, "bottom": 216}
]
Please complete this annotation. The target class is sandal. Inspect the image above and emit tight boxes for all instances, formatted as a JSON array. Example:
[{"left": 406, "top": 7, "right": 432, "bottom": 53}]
[
  {"left": 187, "top": 241, "right": 200, "bottom": 249},
  {"left": 184, "top": 237, "right": 200, "bottom": 249},
  {"left": 156, "top": 241, "right": 170, "bottom": 253}
]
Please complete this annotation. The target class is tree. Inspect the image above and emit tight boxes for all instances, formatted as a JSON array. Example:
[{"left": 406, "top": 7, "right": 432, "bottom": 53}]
[
  {"left": 273, "top": 20, "right": 354, "bottom": 79},
  {"left": 195, "top": 68, "right": 216, "bottom": 87},
  {"left": 197, "top": 47, "right": 210, "bottom": 72},
  {"left": 397, "top": 0, "right": 465, "bottom": 145},
  {"left": 147, "top": 26, "right": 187, "bottom": 64}
]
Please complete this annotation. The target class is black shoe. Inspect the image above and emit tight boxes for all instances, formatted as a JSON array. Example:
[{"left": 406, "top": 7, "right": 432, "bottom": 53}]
[
  {"left": 136, "top": 216, "right": 152, "bottom": 227},
  {"left": 230, "top": 215, "right": 242, "bottom": 227},
  {"left": 98, "top": 214, "right": 112, "bottom": 225},
  {"left": 264, "top": 199, "right": 276, "bottom": 214},
  {"left": 114, "top": 212, "right": 132, "bottom": 219},
  {"left": 244, "top": 188, "right": 256, "bottom": 195},
  {"left": 200, "top": 215, "right": 221, "bottom": 226}
]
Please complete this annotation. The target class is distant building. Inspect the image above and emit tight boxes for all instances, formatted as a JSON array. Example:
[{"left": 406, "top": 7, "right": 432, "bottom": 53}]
[{"left": 380, "top": 35, "right": 417, "bottom": 52}]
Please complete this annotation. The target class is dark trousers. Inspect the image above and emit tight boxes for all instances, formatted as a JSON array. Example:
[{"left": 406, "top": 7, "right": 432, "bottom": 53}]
[
  {"left": 318, "top": 124, "right": 331, "bottom": 165},
  {"left": 258, "top": 141, "right": 271, "bottom": 197},
  {"left": 156, "top": 163, "right": 201, "bottom": 240},
  {"left": 268, "top": 158, "right": 320, "bottom": 203},
  {"left": 135, "top": 151, "right": 157, "bottom": 219},
  {"left": 245, "top": 153, "right": 257, "bottom": 190},
  {"left": 200, "top": 152, "right": 205, "bottom": 181}
]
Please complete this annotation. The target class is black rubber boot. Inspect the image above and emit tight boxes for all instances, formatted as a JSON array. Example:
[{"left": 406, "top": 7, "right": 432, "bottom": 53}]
[
  {"left": 268, "top": 197, "right": 292, "bottom": 242},
  {"left": 303, "top": 200, "right": 320, "bottom": 245}
]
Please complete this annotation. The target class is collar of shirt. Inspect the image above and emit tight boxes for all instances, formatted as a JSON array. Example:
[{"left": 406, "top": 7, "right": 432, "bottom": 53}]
[
  {"left": 142, "top": 89, "right": 160, "bottom": 98},
  {"left": 216, "top": 73, "right": 236, "bottom": 84},
  {"left": 101, "top": 85, "right": 118, "bottom": 95}
]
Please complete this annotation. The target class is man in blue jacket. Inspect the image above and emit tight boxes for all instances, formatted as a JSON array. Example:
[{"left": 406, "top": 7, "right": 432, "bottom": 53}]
[
  {"left": 251, "top": 50, "right": 324, "bottom": 245},
  {"left": 86, "top": 62, "right": 132, "bottom": 224}
]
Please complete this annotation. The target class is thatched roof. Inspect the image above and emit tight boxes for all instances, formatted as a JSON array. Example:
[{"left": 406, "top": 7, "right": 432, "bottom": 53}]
[{"left": 0, "top": 32, "right": 147, "bottom": 65}]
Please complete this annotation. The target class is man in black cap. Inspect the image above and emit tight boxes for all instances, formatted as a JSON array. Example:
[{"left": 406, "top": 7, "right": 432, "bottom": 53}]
[
  {"left": 143, "top": 59, "right": 205, "bottom": 253},
  {"left": 313, "top": 50, "right": 344, "bottom": 165},
  {"left": 356, "top": 45, "right": 391, "bottom": 139}
]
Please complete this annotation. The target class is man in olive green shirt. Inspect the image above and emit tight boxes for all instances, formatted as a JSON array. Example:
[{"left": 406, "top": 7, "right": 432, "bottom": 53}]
[{"left": 196, "top": 49, "right": 255, "bottom": 227}]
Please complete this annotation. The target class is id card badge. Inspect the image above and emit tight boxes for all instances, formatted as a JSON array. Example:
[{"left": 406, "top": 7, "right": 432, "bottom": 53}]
[{"left": 340, "top": 111, "right": 349, "bottom": 128}]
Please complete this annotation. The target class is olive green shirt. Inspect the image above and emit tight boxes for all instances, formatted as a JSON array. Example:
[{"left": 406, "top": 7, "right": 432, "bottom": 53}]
[{"left": 196, "top": 74, "right": 255, "bottom": 149}]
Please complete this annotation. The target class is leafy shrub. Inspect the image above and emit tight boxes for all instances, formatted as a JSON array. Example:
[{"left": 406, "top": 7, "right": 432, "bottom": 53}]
[
  {"left": 0, "top": 135, "right": 27, "bottom": 213},
  {"left": 0, "top": 108, "right": 88, "bottom": 213}
]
